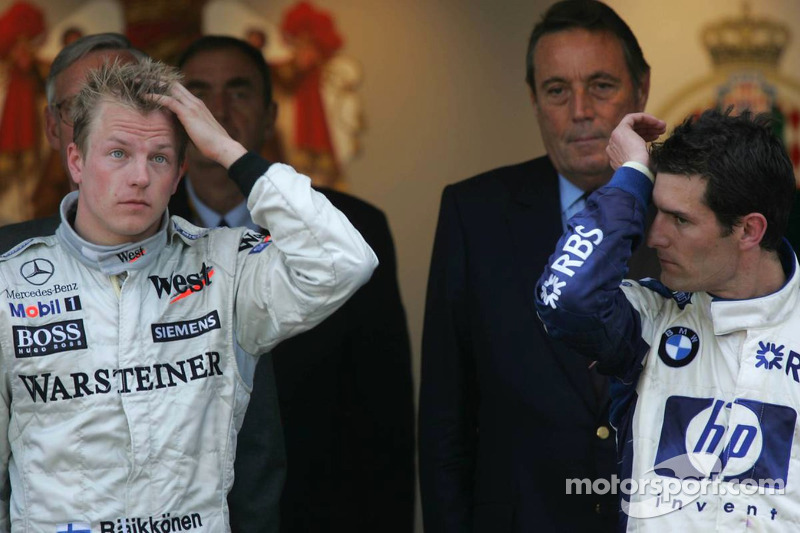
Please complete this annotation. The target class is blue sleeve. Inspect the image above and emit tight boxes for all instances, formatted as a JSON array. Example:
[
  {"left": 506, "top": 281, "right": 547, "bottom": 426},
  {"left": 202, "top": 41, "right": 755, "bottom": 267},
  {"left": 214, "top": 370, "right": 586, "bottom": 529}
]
[{"left": 535, "top": 166, "right": 653, "bottom": 378}]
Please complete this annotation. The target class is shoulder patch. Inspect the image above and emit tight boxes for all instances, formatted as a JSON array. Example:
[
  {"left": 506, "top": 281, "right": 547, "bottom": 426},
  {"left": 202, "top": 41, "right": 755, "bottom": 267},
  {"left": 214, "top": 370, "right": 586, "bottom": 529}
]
[
  {"left": 658, "top": 326, "right": 700, "bottom": 368},
  {"left": 0, "top": 236, "right": 52, "bottom": 261},
  {"left": 638, "top": 277, "right": 693, "bottom": 309},
  {"left": 170, "top": 217, "right": 210, "bottom": 243},
  {"left": 238, "top": 230, "right": 271, "bottom": 253}
]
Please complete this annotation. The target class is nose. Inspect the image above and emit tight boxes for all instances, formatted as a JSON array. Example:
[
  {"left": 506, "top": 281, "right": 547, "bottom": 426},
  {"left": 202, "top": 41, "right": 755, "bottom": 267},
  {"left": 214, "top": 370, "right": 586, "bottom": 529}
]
[
  {"left": 646, "top": 212, "right": 668, "bottom": 249},
  {"left": 570, "top": 87, "right": 595, "bottom": 122},
  {"left": 205, "top": 91, "right": 230, "bottom": 122},
  {"left": 128, "top": 156, "right": 151, "bottom": 188}
]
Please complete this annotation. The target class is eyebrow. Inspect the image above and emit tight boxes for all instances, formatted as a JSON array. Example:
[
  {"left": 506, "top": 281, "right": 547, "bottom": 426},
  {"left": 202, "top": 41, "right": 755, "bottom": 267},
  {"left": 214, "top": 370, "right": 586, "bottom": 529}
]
[
  {"left": 540, "top": 70, "right": 621, "bottom": 87},
  {"left": 105, "top": 136, "right": 175, "bottom": 151},
  {"left": 656, "top": 204, "right": 692, "bottom": 222},
  {"left": 184, "top": 77, "right": 255, "bottom": 91}
]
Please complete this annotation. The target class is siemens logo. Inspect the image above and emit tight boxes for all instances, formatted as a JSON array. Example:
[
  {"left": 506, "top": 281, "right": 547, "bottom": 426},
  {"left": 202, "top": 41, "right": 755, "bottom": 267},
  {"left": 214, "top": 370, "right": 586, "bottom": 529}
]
[
  {"left": 152, "top": 310, "right": 221, "bottom": 343},
  {"left": 13, "top": 319, "right": 87, "bottom": 358},
  {"left": 9, "top": 295, "right": 82, "bottom": 319}
]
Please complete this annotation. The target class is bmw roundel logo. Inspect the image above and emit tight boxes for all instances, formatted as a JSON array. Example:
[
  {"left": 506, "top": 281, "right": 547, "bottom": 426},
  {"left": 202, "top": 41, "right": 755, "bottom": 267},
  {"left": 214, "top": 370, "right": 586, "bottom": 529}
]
[
  {"left": 20, "top": 258, "right": 54, "bottom": 286},
  {"left": 658, "top": 326, "right": 700, "bottom": 368}
]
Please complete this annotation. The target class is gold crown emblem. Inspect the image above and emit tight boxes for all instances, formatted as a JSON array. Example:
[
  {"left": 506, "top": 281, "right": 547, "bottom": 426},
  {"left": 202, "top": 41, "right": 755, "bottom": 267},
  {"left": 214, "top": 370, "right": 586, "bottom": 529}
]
[{"left": 702, "top": 2, "right": 791, "bottom": 67}]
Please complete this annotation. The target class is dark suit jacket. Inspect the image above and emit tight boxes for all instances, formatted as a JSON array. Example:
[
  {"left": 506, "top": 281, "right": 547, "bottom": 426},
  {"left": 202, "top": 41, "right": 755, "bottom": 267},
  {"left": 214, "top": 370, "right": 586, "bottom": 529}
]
[
  {"left": 170, "top": 180, "right": 416, "bottom": 533},
  {"left": 0, "top": 216, "right": 60, "bottom": 254},
  {"left": 419, "top": 156, "right": 659, "bottom": 533}
]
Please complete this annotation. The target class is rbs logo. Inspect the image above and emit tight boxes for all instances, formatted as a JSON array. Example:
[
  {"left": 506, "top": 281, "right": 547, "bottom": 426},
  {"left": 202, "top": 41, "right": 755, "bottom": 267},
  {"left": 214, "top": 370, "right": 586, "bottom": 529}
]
[
  {"left": 655, "top": 396, "right": 795, "bottom": 487},
  {"left": 13, "top": 319, "right": 87, "bottom": 358}
]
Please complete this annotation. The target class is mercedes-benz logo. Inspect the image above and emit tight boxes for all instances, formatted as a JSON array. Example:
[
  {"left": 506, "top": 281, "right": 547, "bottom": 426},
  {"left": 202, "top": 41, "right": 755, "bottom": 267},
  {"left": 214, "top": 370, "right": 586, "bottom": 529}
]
[{"left": 20, "top": 259, "right": 55, "bottom": 286}]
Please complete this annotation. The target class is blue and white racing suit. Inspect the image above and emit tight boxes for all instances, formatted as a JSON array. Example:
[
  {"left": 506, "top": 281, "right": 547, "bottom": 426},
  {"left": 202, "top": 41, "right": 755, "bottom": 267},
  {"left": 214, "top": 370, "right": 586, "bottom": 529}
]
[{"left": 536, "top": 165, "right": 800, "bottom": 532}]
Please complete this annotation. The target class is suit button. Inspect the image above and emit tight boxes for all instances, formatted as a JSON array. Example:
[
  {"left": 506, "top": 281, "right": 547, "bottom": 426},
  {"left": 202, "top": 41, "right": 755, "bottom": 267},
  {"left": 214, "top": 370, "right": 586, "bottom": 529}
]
[
  {"left": 596, "top": 425, "right": 610, "bottom": 439},
  {"left": 596, "top": 503, "right": 602, "bottom": 514}
]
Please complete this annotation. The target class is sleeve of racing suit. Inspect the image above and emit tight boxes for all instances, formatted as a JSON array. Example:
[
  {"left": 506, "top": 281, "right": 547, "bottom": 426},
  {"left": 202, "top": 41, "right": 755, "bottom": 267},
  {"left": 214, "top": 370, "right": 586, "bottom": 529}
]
[
  {"left": 534, "top": 165, "right": 654, "bottom": 379},
  {"left": 228, "top": 152, "right": 379, "bottom": 354}
]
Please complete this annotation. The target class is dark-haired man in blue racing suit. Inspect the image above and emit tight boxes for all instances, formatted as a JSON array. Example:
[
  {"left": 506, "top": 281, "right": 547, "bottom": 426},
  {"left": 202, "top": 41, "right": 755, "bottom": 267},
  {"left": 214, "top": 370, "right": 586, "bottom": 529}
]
[{"left": 536, "top": 110, "right": 800, "bottom": 532}]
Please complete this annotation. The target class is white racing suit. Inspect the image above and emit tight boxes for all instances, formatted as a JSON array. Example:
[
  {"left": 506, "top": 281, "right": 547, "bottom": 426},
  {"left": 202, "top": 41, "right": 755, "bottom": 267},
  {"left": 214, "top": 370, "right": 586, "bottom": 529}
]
[
  {"left": 536, "top": 166, "right": 800, "bottom": 531},
  {"left": 0, "top": 153, "right": 377, "bottom": 532}
]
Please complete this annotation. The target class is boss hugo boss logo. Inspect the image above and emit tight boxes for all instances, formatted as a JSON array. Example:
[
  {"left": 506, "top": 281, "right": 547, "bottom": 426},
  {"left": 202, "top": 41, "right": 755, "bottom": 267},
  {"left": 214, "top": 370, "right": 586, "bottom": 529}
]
[
  {"left": 13, "top": 319, "right": 87, "bottom": 358},
  {"left": 19, "top": 258, "right": 54, "bottom": 286},
  {"left": 9, "top": 295, "right": 82, "bottom": 319},
  {"left": 658, "top": 326, "right": 700, "bottom": 368}
]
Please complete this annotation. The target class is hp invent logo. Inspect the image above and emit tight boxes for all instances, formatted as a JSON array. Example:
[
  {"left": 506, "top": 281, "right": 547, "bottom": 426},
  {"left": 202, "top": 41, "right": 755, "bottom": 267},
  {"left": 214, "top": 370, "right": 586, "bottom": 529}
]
[{"left": 655, "top": 396, "right": 795, "bottom": 486}]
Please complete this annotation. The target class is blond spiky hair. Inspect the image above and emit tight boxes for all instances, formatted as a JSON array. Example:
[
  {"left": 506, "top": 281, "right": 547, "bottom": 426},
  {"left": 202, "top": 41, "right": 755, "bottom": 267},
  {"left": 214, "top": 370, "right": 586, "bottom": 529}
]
[{"left": 72, "top": 57, "right": 188, "bottom": 161}]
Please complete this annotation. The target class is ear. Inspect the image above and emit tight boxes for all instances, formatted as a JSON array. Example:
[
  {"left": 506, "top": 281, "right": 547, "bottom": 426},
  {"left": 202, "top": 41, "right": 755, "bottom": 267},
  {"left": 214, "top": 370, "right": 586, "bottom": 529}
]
[
  {"left": 67, "top": 142, "right": 84, "bottom": 185},
  {"left": 635, "top": 71, "right": 651, "bottom": 112},
  {"left": 44, "top": 105, "right": 62, "bottom": 150},
  {"left": 738, "top": 212, "right": 768, "bottom": 251},
  {"left": 172, "top": 160, "right": 187, "bottom": 195},
  {"left": 529, "top": 87, "right": 540, "bottom": 118},
  {"left": 264, "top": 101, "right": 278, "bottom": 140}
]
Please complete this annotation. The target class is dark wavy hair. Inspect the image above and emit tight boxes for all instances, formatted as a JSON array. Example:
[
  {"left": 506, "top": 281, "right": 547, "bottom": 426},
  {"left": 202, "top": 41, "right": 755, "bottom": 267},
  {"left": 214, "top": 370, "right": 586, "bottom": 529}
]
[{"left": 651, "top": 109, "right": 795, "bottom": 251}]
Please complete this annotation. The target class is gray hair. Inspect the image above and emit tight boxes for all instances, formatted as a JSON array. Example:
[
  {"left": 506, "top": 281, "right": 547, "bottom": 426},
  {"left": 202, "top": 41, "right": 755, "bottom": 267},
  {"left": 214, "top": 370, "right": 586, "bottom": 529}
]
[{"left": 46, "top": 32, "right": 146, "bottom": 105}]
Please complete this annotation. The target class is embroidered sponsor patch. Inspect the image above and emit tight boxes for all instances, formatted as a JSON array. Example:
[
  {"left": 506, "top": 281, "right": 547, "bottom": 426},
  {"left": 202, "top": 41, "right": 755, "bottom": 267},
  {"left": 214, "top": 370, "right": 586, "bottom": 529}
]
[
  {"left": 20, "top": 258, "right": 54, "bottom": 286},
  {"left": 658, "top": 326, "right": 700, "bottom": 368}
]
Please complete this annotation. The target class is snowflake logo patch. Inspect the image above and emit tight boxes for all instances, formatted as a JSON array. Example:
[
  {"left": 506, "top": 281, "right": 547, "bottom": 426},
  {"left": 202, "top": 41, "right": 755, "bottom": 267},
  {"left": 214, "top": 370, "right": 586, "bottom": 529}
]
[
  {"left": 540, "top": 274, "right": 566, "bottom": 309},
  {"left": 755, "top": 341, "right": 784, "bottom": 370}
]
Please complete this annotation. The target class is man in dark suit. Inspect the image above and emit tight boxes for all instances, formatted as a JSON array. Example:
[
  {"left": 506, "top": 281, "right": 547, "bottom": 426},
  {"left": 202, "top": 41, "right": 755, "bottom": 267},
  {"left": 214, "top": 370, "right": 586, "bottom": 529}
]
[
  {"left": 174, "top": 36, "right": 415, "bottom": 533},
  {"left": 419, "top": 1, "right": 658, "bottom": 531}
]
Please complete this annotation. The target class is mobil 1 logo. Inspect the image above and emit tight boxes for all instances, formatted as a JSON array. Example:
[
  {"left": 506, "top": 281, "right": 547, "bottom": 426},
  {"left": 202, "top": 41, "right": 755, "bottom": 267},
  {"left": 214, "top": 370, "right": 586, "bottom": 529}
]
[{"left": 13, "top": 319, "right": 87, "bottom": 358}]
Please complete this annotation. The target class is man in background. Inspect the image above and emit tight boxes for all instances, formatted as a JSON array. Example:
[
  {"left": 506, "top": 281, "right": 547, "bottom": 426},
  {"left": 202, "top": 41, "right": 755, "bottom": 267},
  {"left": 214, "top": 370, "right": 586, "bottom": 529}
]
[
  {"left": 0, "top": 33, "right": 141, "bottom": 250},
  {"left": 419, "top": 1, "right": 657, "bottom": 531},
  {"left": 174, "top": 35, "right": 415, "bottom": 532}
]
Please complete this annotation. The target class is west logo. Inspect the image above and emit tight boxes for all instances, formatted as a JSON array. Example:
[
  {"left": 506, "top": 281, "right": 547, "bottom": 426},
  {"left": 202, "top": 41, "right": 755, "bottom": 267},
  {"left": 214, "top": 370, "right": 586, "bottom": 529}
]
[
  {"left": 9, "top": 295, "right": 82, "bottom": 319},
  {"left": 117, "top": 246, "right": 145, "bottom": 263},
  {"left": 239, "top": 231, "right": 267, "bottom": 252},
  {"left": 13, "top": 319, "right": 87, "bottom": 358},
  {"left": 149, "top": 263, "right": 214, "bottom": 304},
  {"left": 655, "top": 396, "right": 795, "bottom": 487},
  {"left": 152, "top": 310, "right": 221, "bottom": 342}
]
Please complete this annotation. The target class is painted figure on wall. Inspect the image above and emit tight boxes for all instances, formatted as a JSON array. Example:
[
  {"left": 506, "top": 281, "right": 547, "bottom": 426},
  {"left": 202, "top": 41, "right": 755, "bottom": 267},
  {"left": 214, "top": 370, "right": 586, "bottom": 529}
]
[
  {"left": 0, "top": 1, "right": 46, "bottom": 223},
  {"left": 271, "top": 1, "right": 364, "bottom": 188}
]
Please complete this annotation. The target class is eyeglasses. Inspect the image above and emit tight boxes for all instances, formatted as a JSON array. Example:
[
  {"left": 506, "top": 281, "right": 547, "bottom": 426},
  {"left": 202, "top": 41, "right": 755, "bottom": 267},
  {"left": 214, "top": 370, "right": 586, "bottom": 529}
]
[{"left": 53, "top": 98, "right": 75, "bottom": 127}]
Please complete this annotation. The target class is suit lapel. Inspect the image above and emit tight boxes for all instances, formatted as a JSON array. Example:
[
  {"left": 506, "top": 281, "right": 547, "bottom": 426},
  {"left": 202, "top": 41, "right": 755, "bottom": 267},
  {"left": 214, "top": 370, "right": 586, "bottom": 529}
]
[{"left": 505, "top": 158, "right": 601, "bottom": 413}]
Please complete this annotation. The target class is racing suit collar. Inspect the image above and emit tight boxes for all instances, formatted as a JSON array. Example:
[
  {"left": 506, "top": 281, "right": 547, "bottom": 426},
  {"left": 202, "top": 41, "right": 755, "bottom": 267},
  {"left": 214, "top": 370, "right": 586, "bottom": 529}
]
[
  {"left": 55, "top": 190, "right": 169, "bottom": 275},
  {"left": 710, "top": 240, "right": 799, "bottom": 335}
]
